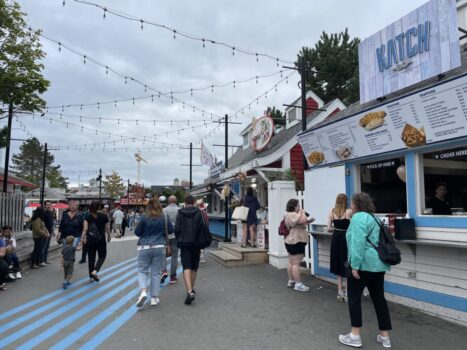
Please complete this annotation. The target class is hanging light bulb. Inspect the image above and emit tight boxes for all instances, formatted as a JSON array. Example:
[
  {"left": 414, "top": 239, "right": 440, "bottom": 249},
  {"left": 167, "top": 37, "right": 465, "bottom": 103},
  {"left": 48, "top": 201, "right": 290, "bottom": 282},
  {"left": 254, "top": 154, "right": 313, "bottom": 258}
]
[
  {"left": 83, "top": 55, "right": 87, "bottom": 64},
  {"left": 232, "top": 47, "right": 235, "bottom": 56},
  {"left": 106, "top": 66, "right": 109, "bottom": 74},
  {"left": 151, "top": 94, "right": 154, "bottom": 102},
  {"left": 256, "top": 76, "right": 258, "bottom": 84},
  {"left": 256, "top": 53, "right": 259, "bottom": 62},
  {"left": 202, "top": 38, "right": 205, "bottom": 48},
  {"left": 173, "top": 29, "right": 177, "bottom": 39},
  {"left": 140, "top": 19, "right": 144, "bottom": 30},
  {"left": 103, "top": 7, "right": 107, "bottom": 19},
  {"left": 276, "top": 58, "right": 279, "bottom": 67},
  {"left": 132, "top": 98, "right": 135, "bottom": 105},
  {"left": 97, "top": 102, "right": 100, "bottom": 109}
]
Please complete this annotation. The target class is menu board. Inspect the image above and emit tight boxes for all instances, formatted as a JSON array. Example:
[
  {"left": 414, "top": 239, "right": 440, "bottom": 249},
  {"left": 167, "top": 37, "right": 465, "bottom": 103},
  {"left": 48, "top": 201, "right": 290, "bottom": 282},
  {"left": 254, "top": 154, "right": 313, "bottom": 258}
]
[{"left": 298, "top": 74, "right": 467, "bottom": 167}]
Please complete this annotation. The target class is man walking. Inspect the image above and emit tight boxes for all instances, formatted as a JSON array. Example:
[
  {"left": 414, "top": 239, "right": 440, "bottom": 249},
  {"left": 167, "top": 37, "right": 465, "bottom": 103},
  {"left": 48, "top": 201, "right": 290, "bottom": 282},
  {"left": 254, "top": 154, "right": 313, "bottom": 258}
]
[
  {"left": 112, "top": 206, "right": 124, "bottom": 238},
  {"left": 43, "top": 201, "right": 55, "bottom": 264},
  {"left": 174, "top": 195, "right": 207, "bottom": 305},
  {"left": 162, "top": 195, "right": 180, "bottom": 284}
]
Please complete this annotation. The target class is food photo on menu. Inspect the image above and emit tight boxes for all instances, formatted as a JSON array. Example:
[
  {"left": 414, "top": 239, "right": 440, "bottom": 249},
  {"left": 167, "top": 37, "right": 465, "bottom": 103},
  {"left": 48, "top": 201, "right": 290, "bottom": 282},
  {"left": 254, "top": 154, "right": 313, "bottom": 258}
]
[
  {"left": 335, "top": 145, "right": 352, "bottom": 160},
  {"left": 307, "top": 151, "right": 325, "bottom": 166},
  {"left": 359, "top": 111, "right": 386, "bottom": 131},
  {"left": 401, "top": 123, "right": 426, "bottom": 148}
]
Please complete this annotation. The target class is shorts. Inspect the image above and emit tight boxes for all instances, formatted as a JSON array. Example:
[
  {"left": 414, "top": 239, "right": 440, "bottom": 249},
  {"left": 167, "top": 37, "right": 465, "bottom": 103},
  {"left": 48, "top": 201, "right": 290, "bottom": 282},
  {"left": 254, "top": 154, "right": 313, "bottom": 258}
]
[
  {"left": 180, "top": 246, "right": 201, "bottom": 271},
  {"left": 285, "top": 242, "right": 306, "bottom": 256},
  {"left": 114, "top": 224, "right": 122, "bottom": 231},
  {"left": 63, "top": 260, "right": 74, "bottom": 279}
]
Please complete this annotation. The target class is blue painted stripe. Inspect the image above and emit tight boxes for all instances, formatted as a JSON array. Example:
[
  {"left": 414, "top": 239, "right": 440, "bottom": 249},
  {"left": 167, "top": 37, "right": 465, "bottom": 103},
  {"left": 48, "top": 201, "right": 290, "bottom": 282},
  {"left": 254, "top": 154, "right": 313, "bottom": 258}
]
[
  {"left": 312, "top": 237, "right": 319, "bottom": 276},
  {"left": 48, "top": 290, "right": 139, "bottom": 350},
  {"left": 405, "top": 152, "right": 417, "bottom": 219},
  {"left": 16, "top": 277, "right": 138, "bottom": 350},
  {"left": 414, "top": 215, "right": 467, "bottom": 228},
  {"left": 317, "top": 266, "right": 467, "bottom": 313},
  {"left": 0, "top": 257, "right": 136, "bottom": 320},
  {"left": 0, "top": 261, "right": 136, "bottom": 333},
  {"left": 78, "top": 265, "right": 184, "bottom": 350},
  {"left": 0, "top": 269, "right": 135, "bottom": 347}
]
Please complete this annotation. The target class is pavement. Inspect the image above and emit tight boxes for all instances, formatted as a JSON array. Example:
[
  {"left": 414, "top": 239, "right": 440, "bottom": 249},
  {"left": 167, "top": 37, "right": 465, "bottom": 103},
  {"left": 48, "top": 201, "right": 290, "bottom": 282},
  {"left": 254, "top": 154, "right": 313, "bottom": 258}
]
[{"left": 0, "top": 233, "right": 465, "bottom": 350}]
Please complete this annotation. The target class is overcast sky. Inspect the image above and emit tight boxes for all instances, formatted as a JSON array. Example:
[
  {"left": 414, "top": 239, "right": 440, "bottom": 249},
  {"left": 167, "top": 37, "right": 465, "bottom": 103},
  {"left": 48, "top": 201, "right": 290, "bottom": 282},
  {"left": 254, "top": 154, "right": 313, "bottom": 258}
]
[{"left": 3, "top": 0, "right": 428, "bottom": 187}]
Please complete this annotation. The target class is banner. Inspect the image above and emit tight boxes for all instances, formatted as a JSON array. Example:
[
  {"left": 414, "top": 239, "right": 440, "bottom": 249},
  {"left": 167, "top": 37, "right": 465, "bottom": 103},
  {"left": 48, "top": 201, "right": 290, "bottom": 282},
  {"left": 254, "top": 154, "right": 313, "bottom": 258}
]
[{"left": 200, "top": 142, "right": 215, "bottom": 167}]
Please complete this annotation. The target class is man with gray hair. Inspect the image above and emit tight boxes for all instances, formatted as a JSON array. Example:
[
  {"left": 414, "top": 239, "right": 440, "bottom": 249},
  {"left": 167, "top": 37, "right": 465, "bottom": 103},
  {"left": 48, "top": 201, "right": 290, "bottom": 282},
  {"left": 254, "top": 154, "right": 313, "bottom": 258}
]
[{"left": 162, "top": 195, "right": 180, "bottom": 284}]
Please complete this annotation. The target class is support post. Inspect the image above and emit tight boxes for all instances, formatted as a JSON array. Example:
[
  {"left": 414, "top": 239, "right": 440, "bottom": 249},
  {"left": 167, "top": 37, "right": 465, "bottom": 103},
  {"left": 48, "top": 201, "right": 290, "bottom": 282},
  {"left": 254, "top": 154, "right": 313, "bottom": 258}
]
[
  {"left": 189, "top": 142, "right": 193, "bottom": 189},
  {"left": 224, "top": 114, "right": 230, "bottom": 242},
  {"left": 2, "top": 102, "right": 13, "bottom": 193},
  {"left": 40, "top": 143, "right": 47, "bottom": 206},
  {"left": 299, "top": 58, "right": 308, "bottom": 171},
  {"left": 98, "top": 168, "right": 102, "bottom": 200},
  {"left": 127, "top": 179, "right": 130, "bottom": 206}
]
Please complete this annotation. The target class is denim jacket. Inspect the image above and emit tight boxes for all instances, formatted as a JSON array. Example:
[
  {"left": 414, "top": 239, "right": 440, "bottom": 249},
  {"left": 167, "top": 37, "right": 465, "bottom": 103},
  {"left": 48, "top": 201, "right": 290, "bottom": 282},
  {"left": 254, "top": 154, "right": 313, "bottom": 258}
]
[{"left": 134, "top": 214, "right": 173, "bottom": 246}]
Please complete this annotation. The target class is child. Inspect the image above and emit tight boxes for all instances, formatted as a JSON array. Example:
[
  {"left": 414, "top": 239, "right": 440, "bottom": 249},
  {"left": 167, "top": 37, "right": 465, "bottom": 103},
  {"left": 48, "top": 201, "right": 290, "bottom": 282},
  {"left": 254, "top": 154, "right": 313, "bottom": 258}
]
[
  {"left": 1, "top": 225, "right": 21, "bottom": 280},
  {"left": 60, "top": 235, "right": 82, "bottom": 289}
]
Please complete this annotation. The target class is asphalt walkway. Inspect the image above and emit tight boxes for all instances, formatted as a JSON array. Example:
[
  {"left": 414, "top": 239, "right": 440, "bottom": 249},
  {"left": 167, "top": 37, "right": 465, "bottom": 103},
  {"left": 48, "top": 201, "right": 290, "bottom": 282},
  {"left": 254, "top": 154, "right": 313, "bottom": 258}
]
[{"left": 0, "top": 237, "right": 465, "bottom": 350}]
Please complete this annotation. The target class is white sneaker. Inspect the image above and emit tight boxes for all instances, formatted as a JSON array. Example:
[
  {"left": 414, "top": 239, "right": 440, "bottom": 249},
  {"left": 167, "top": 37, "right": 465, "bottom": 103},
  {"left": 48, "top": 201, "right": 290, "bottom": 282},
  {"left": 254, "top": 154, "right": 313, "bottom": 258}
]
[
  {"left": 136, "top": 291, "right": 147, "bottom": 307},
  {"left": 377, "top": 335, "right": 392, "bottom": 348},
  {"left": 16, "top": 272, "right": 22, "bottom": 279},
  {"left": 287, "top": 280, "right": 295, "bottom": 288},
  {"left": 7, "top": 273, "right": 16, "bottom": 280},
  {"left": 150, "top": 297, "right": 160, "bottom": 306},
  {"left": 339, "top": 333, "right": 362, "bottom": 348},
  {"left": 293, "top": 282, "right": 309, "bottom": 292}
]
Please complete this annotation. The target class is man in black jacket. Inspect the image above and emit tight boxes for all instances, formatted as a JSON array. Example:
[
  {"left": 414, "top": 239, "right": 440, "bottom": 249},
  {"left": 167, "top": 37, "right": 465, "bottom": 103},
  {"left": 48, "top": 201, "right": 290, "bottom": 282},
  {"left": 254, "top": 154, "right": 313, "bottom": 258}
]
[{"left": 174, "top": 195, "right": 206, "bottom": 305}]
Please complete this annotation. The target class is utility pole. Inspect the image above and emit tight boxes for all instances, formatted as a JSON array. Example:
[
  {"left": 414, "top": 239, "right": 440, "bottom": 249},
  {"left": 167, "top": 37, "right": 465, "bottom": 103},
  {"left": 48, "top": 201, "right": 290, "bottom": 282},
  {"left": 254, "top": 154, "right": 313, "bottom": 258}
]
[
  {"left": 189, "top": 142, "right": 193, "bottom": 189},
  {"left": 299, "top": 57, "right": 308, "bottom": 171},
  {"left": 2, "top": 102, "right": 13, "bottom": 193},
  {"left": 127, "top": 178, "right": 130, "bottom": 207},
  {"left": 97, "top": 169, "right": 102, "bottom": 200},
  {"left": 213, "top": 114, "right": 242, "bottom": 242},
  {"left": 40, "top": 143, "right": 48, "bottom": 206}
]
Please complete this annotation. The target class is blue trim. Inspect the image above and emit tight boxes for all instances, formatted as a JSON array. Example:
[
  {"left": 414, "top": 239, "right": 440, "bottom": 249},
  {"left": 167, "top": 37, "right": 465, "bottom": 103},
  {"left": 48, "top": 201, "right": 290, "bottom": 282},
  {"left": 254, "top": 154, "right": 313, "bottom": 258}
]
[
  {"left": 209, "top": 219, "right": 230, "bottom": 239},
  {"left": 345, "top": 163, "right": 354, "bottom": 197},
  {"left": 414, "top": 215, "right": 467, "bottom": 228},
  {"left": 316, "top": 266, "right": 467, "bottom": 313},
  {"left": 313, "top": 237, "right": 319, "bottom": 275}
]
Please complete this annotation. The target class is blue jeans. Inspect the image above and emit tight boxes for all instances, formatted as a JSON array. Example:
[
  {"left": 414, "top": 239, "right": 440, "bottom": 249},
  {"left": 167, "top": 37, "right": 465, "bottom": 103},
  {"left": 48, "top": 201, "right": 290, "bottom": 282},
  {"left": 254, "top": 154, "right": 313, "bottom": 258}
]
[{"left": 137, "top": 248, "right": 165, "bottom": 297}]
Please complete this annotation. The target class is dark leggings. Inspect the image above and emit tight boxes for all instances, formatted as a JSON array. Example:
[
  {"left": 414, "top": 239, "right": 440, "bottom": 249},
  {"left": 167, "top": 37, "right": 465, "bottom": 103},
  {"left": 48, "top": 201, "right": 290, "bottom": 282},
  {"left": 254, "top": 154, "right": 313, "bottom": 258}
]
[
  {"left": 31, "top": 238, "right": 44, "bottom": 265},
  {"left": 0, "top": 259, "right": 9, "bottom": 284},
  {"left": 347, "top": 271, "right": 392, "bottom": 331},
  {"left": 87, "top": 239, "right": 107, "bottom": 276}
]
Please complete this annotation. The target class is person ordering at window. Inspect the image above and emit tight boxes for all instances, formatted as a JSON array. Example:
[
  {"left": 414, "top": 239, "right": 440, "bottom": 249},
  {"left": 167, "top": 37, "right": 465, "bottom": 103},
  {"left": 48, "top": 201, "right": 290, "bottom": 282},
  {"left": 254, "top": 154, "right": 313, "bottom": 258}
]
[{"left": 427, "top": 182, "right": 452, "bottom": 215}]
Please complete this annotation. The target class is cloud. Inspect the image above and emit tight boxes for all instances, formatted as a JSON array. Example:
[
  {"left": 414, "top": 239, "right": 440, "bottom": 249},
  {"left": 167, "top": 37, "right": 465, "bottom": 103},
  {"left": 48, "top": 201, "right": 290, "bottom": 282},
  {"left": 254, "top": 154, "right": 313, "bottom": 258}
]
[{"left": 6, "top": 0, "right": 427, "bottom": 187}]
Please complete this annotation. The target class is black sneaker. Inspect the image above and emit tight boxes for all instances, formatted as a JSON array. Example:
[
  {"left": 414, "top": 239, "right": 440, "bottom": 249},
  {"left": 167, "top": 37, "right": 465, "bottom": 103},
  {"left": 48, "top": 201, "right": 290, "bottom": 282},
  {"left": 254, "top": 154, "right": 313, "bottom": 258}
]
[
  {"left": 160, "top": 271, "right": 168, "bottom": 284},
  {"left": 184, "top": 293, "right": 192, "bottom": 305},
  {"left": 78, "top": 259, "right": 86, "bottom": 264}
]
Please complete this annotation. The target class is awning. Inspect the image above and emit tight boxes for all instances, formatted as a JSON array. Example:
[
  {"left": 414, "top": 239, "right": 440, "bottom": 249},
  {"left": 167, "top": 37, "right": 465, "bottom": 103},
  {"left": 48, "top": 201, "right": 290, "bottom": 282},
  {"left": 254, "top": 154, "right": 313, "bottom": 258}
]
[
  {"left": 0, "top": 175, "right": 36, "bottom": 189},
  {"left": 52, "top": 203, "right": 69, "bottom": 209},
  {"left": 27, "top": 202, "right": 41, "bottom": 208}
]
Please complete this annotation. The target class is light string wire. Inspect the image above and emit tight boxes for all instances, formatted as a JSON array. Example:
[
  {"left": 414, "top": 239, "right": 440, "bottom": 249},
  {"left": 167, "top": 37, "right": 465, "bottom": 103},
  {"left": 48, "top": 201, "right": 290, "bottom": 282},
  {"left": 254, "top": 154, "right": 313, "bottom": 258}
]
[{"left": 67, "top": 0, "right": 294, "bottom": 65}]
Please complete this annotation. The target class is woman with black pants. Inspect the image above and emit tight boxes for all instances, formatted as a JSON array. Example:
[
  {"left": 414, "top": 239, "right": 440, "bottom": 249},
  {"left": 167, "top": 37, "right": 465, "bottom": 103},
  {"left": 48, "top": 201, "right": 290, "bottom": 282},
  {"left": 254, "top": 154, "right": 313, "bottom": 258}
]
[
  {"left": 81, "top": 201, "right": 110, "bottom": 282},
  {"left": 339, "top": 192, "right": 392, "bottom": 349}
]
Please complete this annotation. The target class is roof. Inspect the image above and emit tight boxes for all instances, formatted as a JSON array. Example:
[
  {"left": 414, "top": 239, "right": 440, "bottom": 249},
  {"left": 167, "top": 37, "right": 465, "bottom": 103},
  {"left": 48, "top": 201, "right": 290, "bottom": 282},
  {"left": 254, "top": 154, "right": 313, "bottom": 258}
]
[
  {"left": 26, "top": 188, "right": 67, "bottom": 200},
  {"left": 0, "top": 167, "right": 37, "bottom": 189},
  {"left": 307, "top": 46, "right": 467, "bottom": 132},
  {"left": 227, "top": 100, "right": 337, "bottom": 170}
]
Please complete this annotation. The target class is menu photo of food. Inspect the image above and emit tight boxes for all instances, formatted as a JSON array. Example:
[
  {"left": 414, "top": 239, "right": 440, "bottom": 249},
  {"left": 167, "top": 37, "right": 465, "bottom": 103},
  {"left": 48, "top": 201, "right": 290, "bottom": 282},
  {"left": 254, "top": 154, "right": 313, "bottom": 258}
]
[
  {"left": 359, "top": 111, "right": 386, "bottom": 131},
  {"left": 307, "top": 151, "right": 325, "bottom": 166},
  {"left": 335, "top": 145, "right": 352, "bottom": 160},
  {"left": 401, "top": 123, "right": 426, "bottom": 148}
]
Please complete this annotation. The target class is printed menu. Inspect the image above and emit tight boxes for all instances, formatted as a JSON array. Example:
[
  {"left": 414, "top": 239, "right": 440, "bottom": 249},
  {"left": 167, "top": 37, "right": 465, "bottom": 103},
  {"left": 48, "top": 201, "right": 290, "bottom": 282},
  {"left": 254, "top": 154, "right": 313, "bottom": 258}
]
[{"left": 298, "top": 74, "right": 467, "bottom": 167}]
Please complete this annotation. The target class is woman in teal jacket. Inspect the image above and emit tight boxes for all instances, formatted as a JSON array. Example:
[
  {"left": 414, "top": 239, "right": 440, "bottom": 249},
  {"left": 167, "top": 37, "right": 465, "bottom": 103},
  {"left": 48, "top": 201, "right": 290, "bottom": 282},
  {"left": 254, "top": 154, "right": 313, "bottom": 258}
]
[{"left": 339, "top": 193, "right": 392, "bottom": 349}]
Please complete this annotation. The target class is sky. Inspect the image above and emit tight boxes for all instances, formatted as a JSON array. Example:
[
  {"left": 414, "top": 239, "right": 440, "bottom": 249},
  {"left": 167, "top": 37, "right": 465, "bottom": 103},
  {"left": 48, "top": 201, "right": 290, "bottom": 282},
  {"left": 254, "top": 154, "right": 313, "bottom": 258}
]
[{"left": 2, "top": 0, "right": 428, "bottom": 188}]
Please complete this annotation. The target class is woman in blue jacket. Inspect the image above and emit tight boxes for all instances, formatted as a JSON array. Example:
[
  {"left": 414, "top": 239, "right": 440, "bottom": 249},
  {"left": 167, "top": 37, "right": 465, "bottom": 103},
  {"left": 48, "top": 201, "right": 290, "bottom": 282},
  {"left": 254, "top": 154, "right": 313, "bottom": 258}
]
[
  {"left": 339, "top": 192, "right": 392, "bottom": 349},
  {"left": 134, "top": 198, "right": 173, "bottom": 308},
  {"left": 242, "top": 187, "right": 260, "bottom": 248}
]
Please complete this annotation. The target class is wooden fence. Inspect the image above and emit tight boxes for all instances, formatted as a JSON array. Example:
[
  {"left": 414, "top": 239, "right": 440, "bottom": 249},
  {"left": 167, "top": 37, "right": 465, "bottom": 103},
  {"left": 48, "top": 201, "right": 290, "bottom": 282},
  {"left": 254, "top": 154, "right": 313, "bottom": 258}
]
[{"left": 0, "top": 192, "right": 25, "bottom": 232}]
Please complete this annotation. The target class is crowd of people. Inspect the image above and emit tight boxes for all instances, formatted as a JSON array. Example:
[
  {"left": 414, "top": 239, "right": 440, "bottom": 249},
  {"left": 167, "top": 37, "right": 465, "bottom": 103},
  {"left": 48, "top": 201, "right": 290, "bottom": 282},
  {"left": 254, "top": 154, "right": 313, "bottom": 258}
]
[{"left": 283, "top": 192, "right": 392, "bottom": 348}]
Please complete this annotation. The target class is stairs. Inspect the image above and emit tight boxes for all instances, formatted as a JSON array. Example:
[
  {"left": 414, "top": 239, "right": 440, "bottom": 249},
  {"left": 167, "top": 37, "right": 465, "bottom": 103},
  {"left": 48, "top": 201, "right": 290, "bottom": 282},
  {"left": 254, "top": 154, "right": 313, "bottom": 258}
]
[{"left": 209, "top": 242, "right": 268, "bottom": 267}]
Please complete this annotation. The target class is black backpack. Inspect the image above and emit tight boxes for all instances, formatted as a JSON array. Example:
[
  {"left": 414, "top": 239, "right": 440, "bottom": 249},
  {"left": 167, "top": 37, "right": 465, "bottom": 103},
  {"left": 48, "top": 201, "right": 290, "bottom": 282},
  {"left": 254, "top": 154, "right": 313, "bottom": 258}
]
[
  {"left": 197, "top": 212, "right": 212, "bottom": 249},
  {"left": 366, "top": 214, "right": 401, "bottom": 266},
  {"left": 87, "top": 216, "right": 104, "bottom": 243}
]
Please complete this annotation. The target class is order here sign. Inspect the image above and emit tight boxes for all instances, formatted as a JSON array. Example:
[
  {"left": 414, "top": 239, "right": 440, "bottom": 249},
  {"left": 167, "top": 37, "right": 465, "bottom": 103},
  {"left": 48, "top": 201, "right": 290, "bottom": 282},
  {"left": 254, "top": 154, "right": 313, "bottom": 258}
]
[{"left": 358, "top": 0, "right": 461, "bottom": 104}]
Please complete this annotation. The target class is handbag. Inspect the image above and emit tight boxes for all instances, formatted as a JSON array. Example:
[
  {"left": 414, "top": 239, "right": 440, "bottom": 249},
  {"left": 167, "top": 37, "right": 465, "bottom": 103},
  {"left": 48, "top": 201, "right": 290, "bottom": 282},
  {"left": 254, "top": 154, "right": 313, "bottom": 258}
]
[
  {"left": 163, "top": 213, "right": 172, "bottom": 257},
  {"left": 232, "top": 206, "right": 249, "bottom": 221}
]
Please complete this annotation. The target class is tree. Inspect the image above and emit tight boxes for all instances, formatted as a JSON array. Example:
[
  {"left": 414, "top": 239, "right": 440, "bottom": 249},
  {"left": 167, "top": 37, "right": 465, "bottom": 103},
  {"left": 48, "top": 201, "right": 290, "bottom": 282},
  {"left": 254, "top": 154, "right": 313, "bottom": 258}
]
[
  {"left": 103, "top": 170, "right": 125, "bottom": 199},
  {"left": 11, "top": 137, "right": 68, "bottom": 188},
  {"left": 266, "top": 106, "right": 285, "bottom": 126},
  {"left": 0, "top": 126, "right": 8, "bottom": 147},
  {"left": 297, "top": 29, "right": 360, "bottom": 105}
]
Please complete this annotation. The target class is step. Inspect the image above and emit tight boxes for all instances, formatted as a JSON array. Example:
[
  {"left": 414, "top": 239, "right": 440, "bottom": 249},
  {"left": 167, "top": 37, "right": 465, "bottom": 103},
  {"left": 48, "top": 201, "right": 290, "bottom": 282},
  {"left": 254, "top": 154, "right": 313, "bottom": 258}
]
[
  {"left": 209, "top": 247, "right": 268, "bottom": 267},
  {"left": 220, "top": 243, "right": 268, "bottom": 261},
  {"left": 209, "top": 250, "right": 243, "bottom": 267}
]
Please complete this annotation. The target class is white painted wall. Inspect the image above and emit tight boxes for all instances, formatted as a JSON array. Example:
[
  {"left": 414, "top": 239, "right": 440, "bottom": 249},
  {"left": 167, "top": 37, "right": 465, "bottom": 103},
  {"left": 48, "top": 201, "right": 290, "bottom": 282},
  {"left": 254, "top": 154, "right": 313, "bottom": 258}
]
[{"left": 267, "top": 181, "right": 296, "bottom": 269}]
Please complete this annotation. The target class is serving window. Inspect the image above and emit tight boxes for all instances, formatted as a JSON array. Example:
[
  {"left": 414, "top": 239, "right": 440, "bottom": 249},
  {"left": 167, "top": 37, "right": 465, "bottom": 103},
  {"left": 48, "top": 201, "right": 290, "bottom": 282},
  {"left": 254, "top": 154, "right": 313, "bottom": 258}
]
[
  {"left": 359, "top": 157, "right": 407, "bottom": 214},
  {"left": 421, "top": 145, "right": 467, "bottom": 216}
]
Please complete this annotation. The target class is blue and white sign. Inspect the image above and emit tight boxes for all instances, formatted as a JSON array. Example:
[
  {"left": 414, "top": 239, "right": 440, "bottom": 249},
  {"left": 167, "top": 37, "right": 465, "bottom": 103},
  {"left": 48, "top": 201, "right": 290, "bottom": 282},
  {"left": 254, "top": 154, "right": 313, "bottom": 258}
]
[{"left": 359, "top": 0, "right": 460, "bottom": 104}]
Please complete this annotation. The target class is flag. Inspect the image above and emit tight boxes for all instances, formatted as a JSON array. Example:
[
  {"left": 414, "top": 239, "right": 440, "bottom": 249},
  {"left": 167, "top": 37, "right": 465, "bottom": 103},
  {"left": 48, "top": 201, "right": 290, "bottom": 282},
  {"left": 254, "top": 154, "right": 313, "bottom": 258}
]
[{"left": 200, "top": 142, "right": 215, "bottom": 167}]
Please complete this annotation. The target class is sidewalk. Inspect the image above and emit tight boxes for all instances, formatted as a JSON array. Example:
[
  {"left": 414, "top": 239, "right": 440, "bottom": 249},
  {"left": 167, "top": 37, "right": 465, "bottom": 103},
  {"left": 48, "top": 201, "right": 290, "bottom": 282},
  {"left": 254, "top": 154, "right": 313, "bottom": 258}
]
[{"left": 0, "top": 239, "right": 464, "bottom": 350}]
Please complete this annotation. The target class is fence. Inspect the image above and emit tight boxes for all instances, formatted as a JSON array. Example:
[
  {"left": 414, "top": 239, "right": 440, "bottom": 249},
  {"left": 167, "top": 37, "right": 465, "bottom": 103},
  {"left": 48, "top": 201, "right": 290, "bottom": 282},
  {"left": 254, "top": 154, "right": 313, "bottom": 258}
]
[{"left": 0, "top": 192, "right": 25, "bottom": 232}]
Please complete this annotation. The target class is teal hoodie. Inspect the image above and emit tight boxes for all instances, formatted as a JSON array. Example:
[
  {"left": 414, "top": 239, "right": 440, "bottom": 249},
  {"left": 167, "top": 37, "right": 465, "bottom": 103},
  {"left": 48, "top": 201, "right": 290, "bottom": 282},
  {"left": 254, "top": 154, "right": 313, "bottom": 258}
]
[{"left": 346, "top": 212, "right": 390, "bottom": 273}]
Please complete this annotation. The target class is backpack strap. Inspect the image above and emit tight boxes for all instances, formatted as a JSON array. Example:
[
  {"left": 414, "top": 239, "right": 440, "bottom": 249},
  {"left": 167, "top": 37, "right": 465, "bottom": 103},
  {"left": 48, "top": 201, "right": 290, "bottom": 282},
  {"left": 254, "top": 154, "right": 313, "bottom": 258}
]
[
  {"left": 163, "top": 213, "right": 169, "bottom": 244},
  {"left": 366, "top": 214, "right": 380, "bottom": 250}
]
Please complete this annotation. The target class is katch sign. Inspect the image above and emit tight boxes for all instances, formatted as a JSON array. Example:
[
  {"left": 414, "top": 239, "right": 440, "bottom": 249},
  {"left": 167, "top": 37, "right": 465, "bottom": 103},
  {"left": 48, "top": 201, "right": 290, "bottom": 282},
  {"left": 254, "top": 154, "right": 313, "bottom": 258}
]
[{"left": 358, "top": 0, "right": 460, "bottom": 104}]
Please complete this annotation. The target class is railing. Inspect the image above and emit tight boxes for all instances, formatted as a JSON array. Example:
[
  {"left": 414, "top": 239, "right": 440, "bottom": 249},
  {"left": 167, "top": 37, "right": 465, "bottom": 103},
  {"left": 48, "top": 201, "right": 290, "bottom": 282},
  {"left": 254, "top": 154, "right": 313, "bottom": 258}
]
[{"left": 0, "top": 192, "right": 25, "bottom": 232}]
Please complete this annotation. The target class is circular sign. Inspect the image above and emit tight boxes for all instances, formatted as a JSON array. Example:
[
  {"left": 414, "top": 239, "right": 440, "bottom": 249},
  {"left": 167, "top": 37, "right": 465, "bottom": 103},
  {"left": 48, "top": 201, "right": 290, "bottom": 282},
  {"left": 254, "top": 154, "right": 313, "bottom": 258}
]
[{"left": 251, "top": 116, "right": 274, "bottom": 152}]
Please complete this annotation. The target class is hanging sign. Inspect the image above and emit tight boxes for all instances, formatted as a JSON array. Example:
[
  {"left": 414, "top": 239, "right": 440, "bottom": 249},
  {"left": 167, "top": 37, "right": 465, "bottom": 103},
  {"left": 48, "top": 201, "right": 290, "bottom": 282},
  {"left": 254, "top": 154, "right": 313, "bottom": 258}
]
[
  {"left": 251, "top": 116, "right": 274, "bottom": 152},
  {"left": 358, "top": 0, "right": 460, "bottom": 104}
]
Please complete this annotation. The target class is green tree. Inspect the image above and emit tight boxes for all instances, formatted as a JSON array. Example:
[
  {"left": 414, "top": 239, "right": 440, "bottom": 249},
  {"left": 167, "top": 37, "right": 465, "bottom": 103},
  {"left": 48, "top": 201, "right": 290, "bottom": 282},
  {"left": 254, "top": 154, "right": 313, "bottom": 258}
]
[
  {"left": 266, "top": 106, "right": 285, "bottom": 126},
  {"left": 297, "top": 29, "right": 360, "bottom": 105},
  {"left": 11, "top": 137, "right": 68, "bottom": 188},
  {"left": 103, "top": 170, "right": 125, "bottom": 199}
]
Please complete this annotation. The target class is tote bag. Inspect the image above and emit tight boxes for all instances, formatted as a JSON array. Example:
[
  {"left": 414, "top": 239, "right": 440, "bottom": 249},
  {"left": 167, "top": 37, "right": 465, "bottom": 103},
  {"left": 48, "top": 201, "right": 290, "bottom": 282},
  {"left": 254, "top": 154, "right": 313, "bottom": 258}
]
[{"left": 231, "top": 206, "right": 249, "bottom": 221}]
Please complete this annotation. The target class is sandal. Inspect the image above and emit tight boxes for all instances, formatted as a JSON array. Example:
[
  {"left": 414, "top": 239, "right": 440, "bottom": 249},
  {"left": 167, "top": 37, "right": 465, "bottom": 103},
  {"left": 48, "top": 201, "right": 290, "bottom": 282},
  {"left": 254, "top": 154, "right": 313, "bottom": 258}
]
[{"left": 240, "top": 244, "right": 247, "bottom": 248}]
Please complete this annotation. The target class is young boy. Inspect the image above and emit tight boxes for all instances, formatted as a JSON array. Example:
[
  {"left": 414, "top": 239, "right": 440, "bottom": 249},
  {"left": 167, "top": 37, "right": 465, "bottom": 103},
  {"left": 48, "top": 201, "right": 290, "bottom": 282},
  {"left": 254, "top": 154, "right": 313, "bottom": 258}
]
[
  {"left": 1, "top": 225, "right": 21, "bottom": 279},
  {"left": 60, "top": 235, "right": 82, "bottom": 289}
]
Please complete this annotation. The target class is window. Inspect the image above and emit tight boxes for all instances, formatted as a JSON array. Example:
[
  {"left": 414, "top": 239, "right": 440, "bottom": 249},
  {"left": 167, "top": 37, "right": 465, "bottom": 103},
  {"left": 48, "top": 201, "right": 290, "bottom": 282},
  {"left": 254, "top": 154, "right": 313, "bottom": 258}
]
[
  {"left": 360, "top": 157, "right": 407, "bottom": 214},
  {"left": 288, "top": 108, "right": 297, "bottom": 122},
  {"left": 421, "top": 146, "right": 467, "bottom": 216},
  {"left": 243, "top": 133, "right": 249, "bottom": 148}
]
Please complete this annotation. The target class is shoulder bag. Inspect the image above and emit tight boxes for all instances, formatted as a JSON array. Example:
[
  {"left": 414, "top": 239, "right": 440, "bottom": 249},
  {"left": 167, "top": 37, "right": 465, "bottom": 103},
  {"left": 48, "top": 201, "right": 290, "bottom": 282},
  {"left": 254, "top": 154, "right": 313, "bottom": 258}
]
[{"left": 232, "top": 206, "right": 249, "bottom": 221}]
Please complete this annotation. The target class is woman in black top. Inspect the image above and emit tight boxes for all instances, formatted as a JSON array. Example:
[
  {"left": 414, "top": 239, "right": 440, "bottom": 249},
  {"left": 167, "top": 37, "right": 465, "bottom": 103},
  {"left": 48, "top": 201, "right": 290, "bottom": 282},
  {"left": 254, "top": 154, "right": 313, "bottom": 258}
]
[
  {"left": 427, "top": 182, "right": 452, "bottom": 215},
  {"left": 81, "top": 201, "right": 110, "bottom": 282}
]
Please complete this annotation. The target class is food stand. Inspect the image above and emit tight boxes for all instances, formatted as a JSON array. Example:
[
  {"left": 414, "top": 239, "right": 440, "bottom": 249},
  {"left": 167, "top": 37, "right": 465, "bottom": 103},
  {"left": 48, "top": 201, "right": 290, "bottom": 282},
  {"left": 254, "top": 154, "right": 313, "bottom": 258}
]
[{"left": 298, "top": 0, "right": 467, "bottom": 325}]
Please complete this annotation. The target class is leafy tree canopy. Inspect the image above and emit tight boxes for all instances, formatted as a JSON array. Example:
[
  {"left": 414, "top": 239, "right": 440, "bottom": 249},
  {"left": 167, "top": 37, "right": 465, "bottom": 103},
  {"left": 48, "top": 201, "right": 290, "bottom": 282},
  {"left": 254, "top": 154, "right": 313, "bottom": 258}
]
[
  {"left": 11, "top": 137, "right": 68, "bottom": 188},
  {"left": 297, "top": 29, "right": 360, "bottom": 105},
  {"left": 266, "top": 106, "right": 285, "bottom": 126},
  {"left": 103, "top": 170, "right": 125, "bottom": 199}
]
